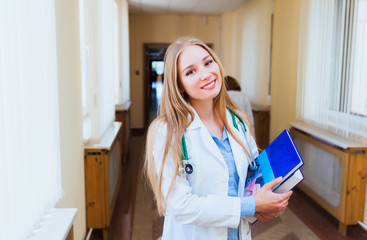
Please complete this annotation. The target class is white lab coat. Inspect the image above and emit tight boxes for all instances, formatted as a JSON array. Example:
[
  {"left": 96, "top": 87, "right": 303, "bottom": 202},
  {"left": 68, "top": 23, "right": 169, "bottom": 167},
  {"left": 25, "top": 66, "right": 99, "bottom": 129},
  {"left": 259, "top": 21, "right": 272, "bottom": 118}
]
[{"left": 153, "top": 108, "right": 259, "bottom": 240}]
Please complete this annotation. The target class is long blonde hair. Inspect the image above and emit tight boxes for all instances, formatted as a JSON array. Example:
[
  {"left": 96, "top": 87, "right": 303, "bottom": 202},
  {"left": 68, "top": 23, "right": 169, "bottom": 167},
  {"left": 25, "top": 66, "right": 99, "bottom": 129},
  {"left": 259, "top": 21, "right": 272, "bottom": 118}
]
[{"left": 144, "top": 36, "right": 255, "bottom": 215}]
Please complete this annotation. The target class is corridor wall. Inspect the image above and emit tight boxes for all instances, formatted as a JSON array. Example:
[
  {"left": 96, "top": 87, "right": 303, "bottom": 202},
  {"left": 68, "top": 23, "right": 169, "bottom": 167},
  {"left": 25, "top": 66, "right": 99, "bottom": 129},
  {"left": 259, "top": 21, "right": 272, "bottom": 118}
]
[{"left": 55, "top": 0, "right": 86, "bottom": 239}]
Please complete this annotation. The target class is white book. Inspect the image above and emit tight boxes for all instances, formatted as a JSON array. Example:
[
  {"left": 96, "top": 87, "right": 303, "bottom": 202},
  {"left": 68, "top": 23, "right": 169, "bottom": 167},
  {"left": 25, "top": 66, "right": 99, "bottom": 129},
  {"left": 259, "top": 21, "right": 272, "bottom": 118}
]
[{"left": 274, "top": 169, "right": 304, "bottom": 193}]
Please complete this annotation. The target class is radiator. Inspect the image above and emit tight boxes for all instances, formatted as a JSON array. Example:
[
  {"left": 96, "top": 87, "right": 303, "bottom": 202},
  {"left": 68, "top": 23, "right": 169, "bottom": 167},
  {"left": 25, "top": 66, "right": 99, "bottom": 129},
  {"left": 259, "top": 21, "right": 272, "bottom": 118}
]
[
  {"left": 294, "top": 137, "right": 342, "bottom": 207},
  {"left": 84, "top": 122, "right": 123, "bottom": 237},
  {"left": 108, "top": 137, "right": 120, "bottom": 208},
  {"left": 290, "top": 124, "right": 367, "bottom": 236}
]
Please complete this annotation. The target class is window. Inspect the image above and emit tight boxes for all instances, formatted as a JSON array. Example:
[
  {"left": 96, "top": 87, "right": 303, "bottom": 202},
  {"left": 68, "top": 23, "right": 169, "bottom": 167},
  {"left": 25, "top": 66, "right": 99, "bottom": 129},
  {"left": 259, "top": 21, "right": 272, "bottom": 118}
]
[
  {"left": 297, "top": 0, "right": 367, "bottom": 143},
  {"left": 120, "top": 0, "right": 130, "bottom": 104},
  {"left": 351, "top": 0, "right": 367, "bottom": 117},
  {"left": 113, "top": 2, "right": 120, "bottom": 105},
  {"left": 0, "top": 0, "right": 62, "bottom": 238},
  {"left": 79, "top": 0, "right": 92, "bottom": 142},
  {"left": 79, "top": 0, "right": 119, "bottom": 143},
  {"left": 114, "top": 0, "right": 130, "bottom": 106}
]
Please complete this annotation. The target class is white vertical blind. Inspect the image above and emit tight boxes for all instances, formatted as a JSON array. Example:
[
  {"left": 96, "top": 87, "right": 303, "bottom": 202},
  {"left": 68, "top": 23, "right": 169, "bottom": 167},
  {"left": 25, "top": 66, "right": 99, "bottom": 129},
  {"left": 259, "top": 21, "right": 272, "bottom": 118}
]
[
  {"left": 114, "top": 2, "right": 120, "bottom": 105},
  {"left": 82, "top": 0, "right": 129, "bottom": 143},
  {"left": 121, "top": 0, "right": 130, "bottom": 104},
  {"left": 87, "top": 0, "right": 117, "bottom": 143},
  {"left": 0, "top": 0, "right": 62, "bottom": 239},
  {"left": 79, "top": 0, "right": 92, "bottom": 142},
  {"left": 351, "top": 0, "right": 367, "bottom": 117},
  {"left": 98, "top": 0, "right": 116, "bottom": 139},
  {"left": 297, "top": 0, "right": 367, "bottom": 144}
]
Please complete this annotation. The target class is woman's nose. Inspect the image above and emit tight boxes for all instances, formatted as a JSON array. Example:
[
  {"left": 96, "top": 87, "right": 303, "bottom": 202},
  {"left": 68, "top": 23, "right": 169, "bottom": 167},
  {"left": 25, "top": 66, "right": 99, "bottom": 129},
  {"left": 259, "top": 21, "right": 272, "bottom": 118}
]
[{"left": 198, "top": 68, "right": 210, "bottom": 81}]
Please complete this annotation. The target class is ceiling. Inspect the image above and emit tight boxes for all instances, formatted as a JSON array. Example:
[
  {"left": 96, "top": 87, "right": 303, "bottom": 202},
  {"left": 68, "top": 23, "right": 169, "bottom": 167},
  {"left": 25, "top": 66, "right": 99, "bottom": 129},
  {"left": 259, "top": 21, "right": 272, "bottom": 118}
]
[{"left": 128, "top": 0, "right": 248, "bottom": 15}]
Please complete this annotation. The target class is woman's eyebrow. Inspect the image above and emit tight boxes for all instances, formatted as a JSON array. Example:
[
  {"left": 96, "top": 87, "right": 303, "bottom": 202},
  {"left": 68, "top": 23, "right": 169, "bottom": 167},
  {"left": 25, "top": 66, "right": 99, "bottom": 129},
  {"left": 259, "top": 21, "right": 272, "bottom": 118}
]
[
  {"left": 182, "top": 64, "right": 194, "bottom": 73},
  {"left": 202, "top": 54, "right": 211, "bottom": 61}
]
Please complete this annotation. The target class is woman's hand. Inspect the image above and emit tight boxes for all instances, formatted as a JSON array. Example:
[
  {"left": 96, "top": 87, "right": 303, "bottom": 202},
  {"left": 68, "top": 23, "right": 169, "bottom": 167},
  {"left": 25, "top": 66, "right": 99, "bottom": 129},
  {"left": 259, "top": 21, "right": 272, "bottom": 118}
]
[{"left": 253, "top": 177, "right": 293, "bottom": 221}]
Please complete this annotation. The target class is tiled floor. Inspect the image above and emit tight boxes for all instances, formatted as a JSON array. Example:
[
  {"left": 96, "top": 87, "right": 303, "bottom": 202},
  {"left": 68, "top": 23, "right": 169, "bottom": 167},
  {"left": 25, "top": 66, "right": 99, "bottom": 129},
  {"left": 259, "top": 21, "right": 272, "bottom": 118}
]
[{"left": 90, "top": 134, "right": 367, "bottom": 240}]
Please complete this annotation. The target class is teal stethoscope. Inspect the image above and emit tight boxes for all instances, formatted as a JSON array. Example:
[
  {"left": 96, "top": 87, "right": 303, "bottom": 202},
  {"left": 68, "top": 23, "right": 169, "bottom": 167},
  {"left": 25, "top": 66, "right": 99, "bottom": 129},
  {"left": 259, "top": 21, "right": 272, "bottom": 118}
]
[{"left": 180, "top": 108, "right": 259, "bottom": 175}]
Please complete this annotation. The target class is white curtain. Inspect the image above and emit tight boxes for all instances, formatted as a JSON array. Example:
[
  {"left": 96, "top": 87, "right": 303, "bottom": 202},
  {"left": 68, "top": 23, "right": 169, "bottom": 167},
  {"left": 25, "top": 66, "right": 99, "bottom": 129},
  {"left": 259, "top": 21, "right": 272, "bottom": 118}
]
[
  {"left": 0, "top": 0, "right": 62, "bottom": 239},
  {"left": 79, "top": 0, "right": 92, "bottom": 142},
  {"left": 297, "top": 0, "right": 367, "bottom": 144},
  {"left": 87, "top": 0, "right": 117, "bottom": 143},
  {"left": 113, "top": 1, "right": 120, "bottom": 105},
  {"left": 98, "top": 0, "right": 118, "bottom": 137},
  {"left": 121, "top": 0, "right": 130, "bottom": 104}
]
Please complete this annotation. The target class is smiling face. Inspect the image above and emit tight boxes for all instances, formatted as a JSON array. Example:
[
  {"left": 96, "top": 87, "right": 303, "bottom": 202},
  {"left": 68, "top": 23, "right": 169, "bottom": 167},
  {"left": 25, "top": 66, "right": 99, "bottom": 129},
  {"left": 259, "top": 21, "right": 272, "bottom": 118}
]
[{"left": 177, "top": 45, "right": 222, "bottom": 108}]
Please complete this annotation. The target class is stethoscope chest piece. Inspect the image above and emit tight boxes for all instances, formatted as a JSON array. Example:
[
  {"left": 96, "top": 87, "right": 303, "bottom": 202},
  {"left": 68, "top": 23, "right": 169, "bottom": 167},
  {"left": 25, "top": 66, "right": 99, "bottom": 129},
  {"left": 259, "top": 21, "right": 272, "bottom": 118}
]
[
  {"left": 184, "top": 163, "right": 193, "bottom": 174},
  {"left": 179, "top": 160, "right": 193, "bottom": 176}
]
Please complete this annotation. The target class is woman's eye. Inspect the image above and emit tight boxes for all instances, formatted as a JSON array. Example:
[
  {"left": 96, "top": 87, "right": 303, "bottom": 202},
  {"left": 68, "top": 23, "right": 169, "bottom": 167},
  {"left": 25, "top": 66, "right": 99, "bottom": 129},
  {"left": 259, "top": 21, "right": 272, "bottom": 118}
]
[
  {"left": 205, "top": 60, "right": 213, "bottom": 66},
  {"left": 186, "top": 69, "right": 194, "bottom": 76}
]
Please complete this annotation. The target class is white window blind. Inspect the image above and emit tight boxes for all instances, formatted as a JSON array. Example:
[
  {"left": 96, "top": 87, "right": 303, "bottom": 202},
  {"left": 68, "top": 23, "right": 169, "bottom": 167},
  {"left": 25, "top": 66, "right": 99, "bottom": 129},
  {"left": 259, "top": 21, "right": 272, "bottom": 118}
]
[
  {"left": 297, "top": 0, "right": 367, "bottom": 144},
  {"left": 97, "top": 0, "right": 116, "bottom": 141},
  {"left": 120, "top": 0, "right": 130, "bottom": 104},
  {"left": 113, "top": 2, "right": 120, "bottom": 105},
  {"left": 80, "top": 0, "right": 118, "bottom": 143},
  {"left": 79, "top": 0, "right": 92, "bottom": 142},
  {"left": 0, "top": 0, "right": 62, "bottom": 239}
]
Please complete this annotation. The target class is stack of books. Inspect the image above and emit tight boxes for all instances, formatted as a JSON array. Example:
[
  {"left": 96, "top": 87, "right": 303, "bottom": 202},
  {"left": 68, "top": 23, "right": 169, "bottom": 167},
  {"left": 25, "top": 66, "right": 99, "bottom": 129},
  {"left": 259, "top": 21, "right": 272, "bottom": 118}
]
[{"left": 245, "top": 129, "right": 304, "bottom": 223}]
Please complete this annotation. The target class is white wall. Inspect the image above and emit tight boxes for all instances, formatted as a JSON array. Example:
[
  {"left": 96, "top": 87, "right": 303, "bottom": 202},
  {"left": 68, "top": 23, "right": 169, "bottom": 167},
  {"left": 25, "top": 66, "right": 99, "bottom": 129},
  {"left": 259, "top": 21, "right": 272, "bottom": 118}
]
[
  {"left": 270, "top": 0, "right": 299, "bottom": 141},
  {"left": 55, "top": 0, "right": 86, "bottom": 239}
]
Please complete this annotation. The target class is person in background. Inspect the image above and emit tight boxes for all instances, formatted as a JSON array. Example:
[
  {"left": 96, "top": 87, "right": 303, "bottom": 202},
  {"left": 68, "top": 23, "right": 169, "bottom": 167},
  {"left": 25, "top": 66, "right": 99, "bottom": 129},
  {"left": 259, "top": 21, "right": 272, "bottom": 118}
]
[
  {"left": 225, "top": 75, "right": 255, "bottom": 131},
  {"left": 144, "top": 36, "right": 292, "bottom": 240}
]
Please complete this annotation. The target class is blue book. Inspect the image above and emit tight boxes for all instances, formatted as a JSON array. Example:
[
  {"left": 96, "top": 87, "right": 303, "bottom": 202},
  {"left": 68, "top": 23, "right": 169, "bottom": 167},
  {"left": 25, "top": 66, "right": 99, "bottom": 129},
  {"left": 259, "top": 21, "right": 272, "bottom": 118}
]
[{"left": 244, "top": 129, "right": 304, "bottom": 196}]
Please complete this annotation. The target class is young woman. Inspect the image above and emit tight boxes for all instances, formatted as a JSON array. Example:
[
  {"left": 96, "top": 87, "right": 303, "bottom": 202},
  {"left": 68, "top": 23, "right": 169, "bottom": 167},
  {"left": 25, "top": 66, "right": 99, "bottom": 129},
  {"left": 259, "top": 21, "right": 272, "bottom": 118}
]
[{"left": 145, "top": 37, "right": 292, "bottom": 240}]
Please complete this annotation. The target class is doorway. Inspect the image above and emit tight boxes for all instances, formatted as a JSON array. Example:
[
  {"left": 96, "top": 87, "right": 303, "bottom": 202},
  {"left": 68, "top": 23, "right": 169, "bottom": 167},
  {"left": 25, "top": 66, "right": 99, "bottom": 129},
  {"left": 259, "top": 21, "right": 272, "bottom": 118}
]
[{"left": 144, "top": 43, "right": 169, "bottom": 126}]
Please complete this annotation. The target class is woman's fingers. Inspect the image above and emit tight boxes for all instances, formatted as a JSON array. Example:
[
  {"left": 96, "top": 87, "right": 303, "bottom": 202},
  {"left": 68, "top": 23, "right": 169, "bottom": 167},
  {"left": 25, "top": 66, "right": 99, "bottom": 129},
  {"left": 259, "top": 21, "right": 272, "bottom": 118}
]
[
  {"left": 254, "top": 188, "right": 293, "bottom": 216},
  {"left": 262, "top": 177, "right": 283, "bottom": 190}
]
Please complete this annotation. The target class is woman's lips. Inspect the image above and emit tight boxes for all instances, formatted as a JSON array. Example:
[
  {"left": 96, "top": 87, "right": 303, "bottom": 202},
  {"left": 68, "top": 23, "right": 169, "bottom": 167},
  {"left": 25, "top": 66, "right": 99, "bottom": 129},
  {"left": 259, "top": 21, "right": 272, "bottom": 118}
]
[{"left": 201, "top": 80, "right": 216, "bottom": 90}]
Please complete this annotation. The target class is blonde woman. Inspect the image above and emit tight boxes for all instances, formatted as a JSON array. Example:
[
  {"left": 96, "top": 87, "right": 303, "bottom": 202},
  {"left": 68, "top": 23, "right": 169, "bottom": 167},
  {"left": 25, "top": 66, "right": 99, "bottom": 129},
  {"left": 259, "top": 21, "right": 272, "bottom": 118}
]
[{"left": 145, "top": 37, "right": 292, "bottom": 240}]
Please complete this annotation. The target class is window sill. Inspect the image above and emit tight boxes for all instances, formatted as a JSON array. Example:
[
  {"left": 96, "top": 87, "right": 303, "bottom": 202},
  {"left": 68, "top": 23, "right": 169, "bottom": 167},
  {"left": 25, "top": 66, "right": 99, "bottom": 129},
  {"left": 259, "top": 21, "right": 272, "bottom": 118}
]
[
  {"left": 115, "top": 99, "right": 131, "bottom": 112},
  {"left": 33, "top": 208, "right": 77, "bottom": 240},
  {"left": 84, "top": 121, "right": 122, "bottom": 150},
  {"left": 290, "top": 121, "right": 366, "bottom": 149}
]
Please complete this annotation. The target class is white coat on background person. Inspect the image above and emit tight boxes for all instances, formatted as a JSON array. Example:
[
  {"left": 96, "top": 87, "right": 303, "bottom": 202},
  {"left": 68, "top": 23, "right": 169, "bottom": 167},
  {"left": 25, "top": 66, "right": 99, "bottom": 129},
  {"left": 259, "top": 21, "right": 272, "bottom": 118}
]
[
  {"left": 225, "top": 75, "right": 255, "bottom": 132},
  {"left": 227, "top": 91, "right": 254, "bottom": 128},
  {"left": 152, "top": 107, "right": 258, "bottom": 240}
]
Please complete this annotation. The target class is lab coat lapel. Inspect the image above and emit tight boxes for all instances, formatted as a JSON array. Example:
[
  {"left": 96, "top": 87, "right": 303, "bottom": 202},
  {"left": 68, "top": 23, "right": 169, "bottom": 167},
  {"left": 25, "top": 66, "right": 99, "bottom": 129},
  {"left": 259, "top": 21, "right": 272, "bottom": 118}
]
[
  {"left": 200, "top": 126, "right": 225, "bottom": 164},
  {"left": 187, "top": 107, "right": 226, "bottom": 166}
]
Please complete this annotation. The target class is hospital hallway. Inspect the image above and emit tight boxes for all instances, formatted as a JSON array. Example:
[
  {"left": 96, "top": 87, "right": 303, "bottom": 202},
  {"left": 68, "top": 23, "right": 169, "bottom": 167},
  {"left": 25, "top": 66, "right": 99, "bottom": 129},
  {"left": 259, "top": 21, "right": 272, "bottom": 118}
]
[
  {"left": 89, "top": 73, "right": 366, "bottom": 239},
  {"left": 89, "top": 131, "right": 367, "bottom": 240},
  {"left": 88, "top": 55, "right": 367, "bottom": 240}
]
